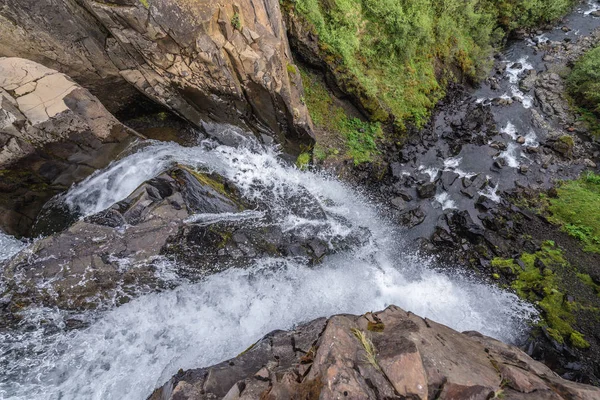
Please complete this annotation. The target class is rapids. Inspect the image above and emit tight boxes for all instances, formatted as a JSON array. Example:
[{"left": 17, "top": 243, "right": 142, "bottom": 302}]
[{"left": 0, "top": 138, "right": 536, "bottom": 400}]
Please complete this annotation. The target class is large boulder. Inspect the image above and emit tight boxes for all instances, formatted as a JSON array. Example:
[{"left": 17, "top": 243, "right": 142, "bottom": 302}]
[
  {"left": 150, "top": 305, "right": 600, "bottom": 400},
  {"left": 0, "top": 0, "right": 314, "bottom": 151},
  {"left": 0, "top": 57, "right": 137, "bottom": 236},
  {"left": 0, "top": 166, "right": 361, "bottom": 316}
]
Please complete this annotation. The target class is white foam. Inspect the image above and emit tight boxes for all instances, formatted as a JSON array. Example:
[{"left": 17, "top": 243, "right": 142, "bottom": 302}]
[
  {"left": 478, "top": 185, "right": 501, "bottom": 203},
  {"left": 434, "top": 192, "right": 457, "bottom": 210},
  {"left": 418, "top": 165, "right": 440, "bottom": 182},
  {"left": 0, "top": 138, "right": 538, "bottom": 400},
  {"left": 505, "top": 57, "right": 533, "bottom": 84},
  {"left": 0, "top": 232, "right": 25, "bottom": 261},
  {"left": 185, "top": 210, "right": 265, "bottom": 225},
  {"left": 584, "top": 0, "right": 600, "bottom": 15},
  {"left": 497, "top": 143, "right": 520, "bottom": 168}
]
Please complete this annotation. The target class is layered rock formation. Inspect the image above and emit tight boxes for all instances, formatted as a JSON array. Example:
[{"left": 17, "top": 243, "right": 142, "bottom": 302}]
[
  {"left": 151, "top": 306, "right": 600, "bottom": 400},
  {"left": 0, "top": 57, "right": 137, "bottom": 236},
  {"left": 0, "top": 0, "right": 313, "bottom": 151},
  {"left": 1, "top": 163, "right": 361, "bottom": 316}
]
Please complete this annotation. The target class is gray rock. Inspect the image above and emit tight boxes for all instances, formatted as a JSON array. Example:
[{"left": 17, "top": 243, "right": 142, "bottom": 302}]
[{"left": 417, "top": 182, "right": 437, "bottom": 199}]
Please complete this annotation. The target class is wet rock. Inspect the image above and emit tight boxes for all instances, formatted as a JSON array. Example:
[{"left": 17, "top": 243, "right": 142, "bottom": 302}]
[
  {"left": 461, "top": 174, "right": 488, "bottom": 199},
  {"left": 494, "top": 158, "right": 508, "bottom": 169},
  {"left": 150, "top": 306, "right": 600, "bottom": 400},
  {"left": 489, "top": 141, "right": 508, "bottom": 150},
  {"left": 584, "top": 159, "right": 597, "bottom": 169},
  {"left": 399, "top": 206, "right": 426, "bottom": 228},
  {"left": 0, "top": 58, "right": 137, "bottom": 236},
  {"left": 390, "top": 197, "right": 407, "bottom": 210},
  {"left": 511, "top": 62, "right": 523, "bottom": 69},
  {"left": 441, "top": 171, "right": 459, "bottom": 190},
  {"left": 552, "top": 136, "right": 574, "bottom": 157},
  {"left": 448, "top": 210, "right": 484, "bottom": 243},
  {"left": 1, "top": 167, "right": 362, "bottom": 313},
  {"left": 519, "top": 69, "right": 537, "bottom": 93},
  {"left": 591, "top": 10, "right": 600, "bottom": 18},
  {"left": 519, "top": 165, "right": 530, "bottom": 174},
  {"left": 0, "top": 0, "right": 314, "bottom": 152},
  {"left": 417, "top": 182, "right": 437, "bottom": 199},
  {"left": 475, "top": 196, "right": 497, "bottom": 211},
  {"left": 517, "top": 136, "right": 526, "bottom": 144}
]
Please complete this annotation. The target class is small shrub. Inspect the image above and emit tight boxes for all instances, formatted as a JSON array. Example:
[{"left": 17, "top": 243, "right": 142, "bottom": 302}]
[{"left": 231, "top": 13, "right": 241, "bottom": 30}]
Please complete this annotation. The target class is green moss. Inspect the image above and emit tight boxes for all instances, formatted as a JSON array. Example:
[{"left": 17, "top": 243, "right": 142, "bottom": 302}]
[
  {"left": 296, "top": 152, "right": 311, "bottom": 169},
  {"left": 558, "top": 135, "right": 574, "bottom": 147},
  {"left": 140, "top": 0, "right": 149, "bottom": 8},
  {"left": 231, "top": 13, "right": 241, "bottom": 30},
  {"left": 493, "top": 242, "right": 587, "bottom": 348},
  {"left": 570, "top": 331, "right": 591, "bottom": 349},
  {"left": 287, "top": 63, "right": 298, "bottom": 76},
  {"left": 577, "top": 273, "right": 600, "bottom": 295},
  {"left": 547, "top": 172, "right": 600, "bottom": 253},
  {"left": 300, "top": 67, "right": 381, "bottom": 164},
  {"left": 492, "top": 273, "right": 500, "bottom": 280}
]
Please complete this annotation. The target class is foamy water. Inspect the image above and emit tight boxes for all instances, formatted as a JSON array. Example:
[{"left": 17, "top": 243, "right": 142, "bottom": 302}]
[{"left": 0, "top": 139, "right": 537, "bottom": 400}]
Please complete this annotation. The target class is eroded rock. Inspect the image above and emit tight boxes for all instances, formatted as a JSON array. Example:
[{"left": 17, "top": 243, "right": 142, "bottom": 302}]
[
  {"left": 0, "top": 0, "right": 314, "bottom": 152},
  {"left": 150, "top": 306, "right": 600, "bottom": 400},
  {"left": 0, "top": 57, "right": 137, "bottom": 236}
]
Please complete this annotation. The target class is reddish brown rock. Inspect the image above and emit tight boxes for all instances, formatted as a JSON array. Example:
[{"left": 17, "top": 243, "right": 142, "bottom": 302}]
[{"left": 149, "top": 306, "right": 600, "bottom": 399}]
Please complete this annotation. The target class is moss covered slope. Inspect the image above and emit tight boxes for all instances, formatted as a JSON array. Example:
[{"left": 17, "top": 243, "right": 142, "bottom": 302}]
[{"left": 286, "top": 0, "right": 577, "bottom": 131}]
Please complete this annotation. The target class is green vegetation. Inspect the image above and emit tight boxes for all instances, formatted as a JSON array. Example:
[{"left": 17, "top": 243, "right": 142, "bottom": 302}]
[
  {"left": 568, "top": 45, "right": 600, "bottom": 136},
  {"left": 547, "top": 172, "right": 600, "bottom": 253},
  {"left": 231, "top": 13, "right": 241, "bottom": 30},
  {"left": 140, "top": 0, "right": 149, "bottom": 8},
  {"left": 577, "top": 273, "right": 600, "bottom": 295},
  {"left": 351, "top": 328, "right": 381, "bottom": 370},
  {"left": 286, "top": 63, "right": 298, "bottom": 76},
  {"left": 300, "top": 67, "right": 382, "bottom": 164},
  {"left": 296, "top": 152, "right": 311, "bottom": 169},
  {"left": 288, "top": 0, "right": 575, "bottom": 129},
  {"left": 492, "top": 241, "right": 590, "bottom": 348}
]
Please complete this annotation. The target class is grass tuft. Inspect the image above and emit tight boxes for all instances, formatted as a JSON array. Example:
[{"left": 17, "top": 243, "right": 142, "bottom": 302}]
[{"left": 351, "top": 328, "right": 380, "bottom": 370}]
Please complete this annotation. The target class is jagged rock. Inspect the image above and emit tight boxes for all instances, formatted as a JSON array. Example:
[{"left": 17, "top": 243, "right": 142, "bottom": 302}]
[
  {"left": 150, "top": 306, "right": 600, "bottom": 400},
  {"left": 519, "top": 69, "right": 537, "bottom": 93},
  {"left": 417, "top": 182, "right": 437, "bottom": 198},
  {"left": 0, "top": 167, "right": 239, "bottom": 314},
  {"left": 0, "top": 0, "right": 314, "bottom": 152},
  {"left": 0, "top": 57, "right": 137, "bottom": 236},
  {"left": 1, "top": 166, "right": 363, "bottom": 315},
  {"left": 398, "top": 206, "right": 426, "bottom": 228},
  {"left": 441, "top": 170, "right": 459, "bottom": 190}
]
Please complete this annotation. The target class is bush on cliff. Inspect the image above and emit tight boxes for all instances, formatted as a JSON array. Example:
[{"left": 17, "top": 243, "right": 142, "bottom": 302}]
[{"left": 568, "top": 45, "right": 600, "bottom": 119}]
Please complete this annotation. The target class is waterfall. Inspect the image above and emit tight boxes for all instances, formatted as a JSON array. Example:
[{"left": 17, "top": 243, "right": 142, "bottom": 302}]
[{"left": 0, "top": 136, "right": 537, "bottom": 400}]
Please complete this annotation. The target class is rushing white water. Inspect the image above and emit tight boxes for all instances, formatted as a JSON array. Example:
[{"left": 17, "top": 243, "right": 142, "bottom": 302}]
[
  {"left": 434, "top": 191, "right": 457, "bottom": 210},
  {"left": 0, "top": 233, "right": 25, "bottom": 261},
  {"left": 1, "top": 139, "right": 537, "bottom": 400}
]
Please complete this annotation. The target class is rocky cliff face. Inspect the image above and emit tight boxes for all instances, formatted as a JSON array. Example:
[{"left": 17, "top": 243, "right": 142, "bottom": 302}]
[
  {"left": 0, "top": 0, "right": 313, "bottom": 151},
  {"left": 150, "top": 306, "right": 600, "bottom": 400},
  {"left": 0, "top": 57, "right": 137, "bottom": 236}
]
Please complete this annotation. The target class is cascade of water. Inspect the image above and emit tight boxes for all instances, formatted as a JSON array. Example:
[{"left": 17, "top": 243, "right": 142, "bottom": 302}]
[{"left": 0, "top": 137, "right": 537, "bottom": 400}]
